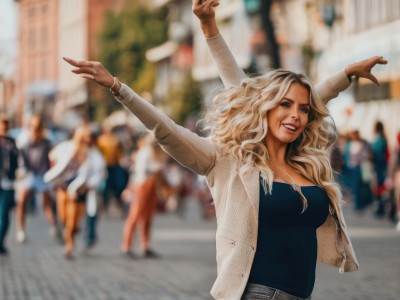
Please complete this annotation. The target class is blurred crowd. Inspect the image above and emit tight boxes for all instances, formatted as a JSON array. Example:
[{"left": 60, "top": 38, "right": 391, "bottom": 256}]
[
  {"left": 1, "top": 115, "right": 399, "bottom": 259},
  {"left": 0, "top": 115, "right": 214, "bottom": 258},
  {"left": 333, "top": 121, "right": 400, "bottom": 230}
]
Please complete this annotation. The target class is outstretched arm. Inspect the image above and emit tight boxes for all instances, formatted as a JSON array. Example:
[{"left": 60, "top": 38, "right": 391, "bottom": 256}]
[
  {"left": 63, "top": 57, "right": 216, "bottom": 176},
  {"left": 345, "top": 56, "right": 387, "bottom": 85},
  {"left": 193, "top": 1, "right": 388, "bottom": 103},
  {"left": 316, "top": 56, "right": 388, "bottom": 104}
]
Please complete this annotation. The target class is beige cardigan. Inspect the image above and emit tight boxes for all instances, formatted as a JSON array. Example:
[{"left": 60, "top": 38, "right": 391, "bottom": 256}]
[{"left": 114, "top": 35, "right": 358, "bottom": 300}]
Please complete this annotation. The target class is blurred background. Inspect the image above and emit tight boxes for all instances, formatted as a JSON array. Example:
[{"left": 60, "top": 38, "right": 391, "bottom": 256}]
[
  {"left": 0, "top": 0, "right": 399, "bottom": 299},
  {"left": 0, "top": 0, "right": 399, "bottom": 141}
]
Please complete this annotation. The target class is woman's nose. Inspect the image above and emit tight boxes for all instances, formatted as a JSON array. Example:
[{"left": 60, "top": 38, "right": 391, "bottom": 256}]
[{"left": 290, "top": 108, "right": 300, "bottom": 119}]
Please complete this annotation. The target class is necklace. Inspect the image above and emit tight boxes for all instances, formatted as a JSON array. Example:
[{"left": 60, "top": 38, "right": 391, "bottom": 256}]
[
  {"left": 282, "top": 163, "right": 308, "bottom": 213},
  {"left": 282, "top": 164, "right": 301, "bottom": 192}
]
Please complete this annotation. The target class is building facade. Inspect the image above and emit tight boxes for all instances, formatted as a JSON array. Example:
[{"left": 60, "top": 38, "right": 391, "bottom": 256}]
[
  {"left": 316, "top": 0, "right": 400, "bottom": 144},
  {"left": 14, "top": 0, "right": 122, "bottom": 127},
  {"left": 56, "top": 0, "right": 123, "bottom": 128},
  {"left": 14, "top": 0, "right": 59, "bottom": 125}
]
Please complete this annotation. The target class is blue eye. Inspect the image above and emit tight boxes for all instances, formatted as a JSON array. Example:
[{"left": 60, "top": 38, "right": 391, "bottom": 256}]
[
  {"left": 280, "top": 102, "right": 291, "bottom": 107},
  {"left": 300, "top": 107, "right": 310, "bottom": 114}
]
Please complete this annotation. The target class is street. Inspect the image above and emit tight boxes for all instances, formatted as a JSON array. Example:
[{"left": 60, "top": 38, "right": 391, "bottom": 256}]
[{"left": 0, "top": 199, "right": 399, "bottom": 300}]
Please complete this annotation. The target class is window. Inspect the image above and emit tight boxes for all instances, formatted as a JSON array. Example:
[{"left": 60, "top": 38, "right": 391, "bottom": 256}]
[
  {"left": 41, "top": 3, "right": 48, "bottom": 15},
  {"left": 28, "top": 6, "right": 36, "bottom": 18}
]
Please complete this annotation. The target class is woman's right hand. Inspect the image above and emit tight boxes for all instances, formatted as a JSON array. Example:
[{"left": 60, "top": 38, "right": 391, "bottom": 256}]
[
  {"left": 192, "top": 0, "right": 220, "bottom": 38},
  {"left": 192, "top": 0, "right": 220, "bottom": 22},
  {"left": 63, "top": 57, "right": 120, "bottom": 92}
]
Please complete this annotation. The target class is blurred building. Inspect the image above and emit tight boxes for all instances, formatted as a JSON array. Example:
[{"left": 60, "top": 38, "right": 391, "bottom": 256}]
[
  {"left": 192, "top": 0, "right": 328, "bottom": 99},
  {"left": 146, "top": 0, "right": 400, "bottom": 145},
  {"left": 192, "top": 0, "right": 252, "bottom": 96},
  {"left": 14, "top": 0, "right": 59, "bottom": 125},
  {"left": 316, "top": 0, "right": 400, "bottom": 145},
  {"left": 144, "top": 0, "right": 196, "bottom": 121},
  {"left": 0, "top": 54, "right": 17, "bottom": 119},
  {"left": 0, "top": 0, "right": 18, "bottom": 120},
  {"left": 56, "top": 0, "right": 123, "bottom": 130},
  {"left": 14, "top": 0, "right": 123, "bottom": 128}
]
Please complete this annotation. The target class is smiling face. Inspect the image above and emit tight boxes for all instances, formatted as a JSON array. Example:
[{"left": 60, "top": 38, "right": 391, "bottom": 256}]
[{"left": 266, "top": 82, "right": 311, "bottom": 147}]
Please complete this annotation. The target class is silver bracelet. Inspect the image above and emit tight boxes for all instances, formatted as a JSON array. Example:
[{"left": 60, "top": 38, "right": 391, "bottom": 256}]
[
  {"left": 109, "top": 76, "right": 117, "bottom": 91},
  {"left": 109, "top": 77, "right": 121, "bottom": 96}
]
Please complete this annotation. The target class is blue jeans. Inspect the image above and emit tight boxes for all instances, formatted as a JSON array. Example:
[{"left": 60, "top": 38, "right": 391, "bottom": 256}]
[
  {"left": 0, "top": 189, "right": 14, "bottom": 249},
  {"left": 85, "top": 214, "right": 97, "bottom": 248},
  {"left": 103, "top": 165, "right": 129, "bottom": 209},
  {"left": 241, "top": 284, "right": 311, "bottom": 300}
]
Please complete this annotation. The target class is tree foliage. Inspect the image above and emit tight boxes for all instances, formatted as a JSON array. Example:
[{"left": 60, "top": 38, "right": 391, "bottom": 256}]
[
  {"left": 165, "top": 72, "right": 203, "bottom": 124},
  {"left": 96, "top": 2, "right": 168, "bottom": 113}
]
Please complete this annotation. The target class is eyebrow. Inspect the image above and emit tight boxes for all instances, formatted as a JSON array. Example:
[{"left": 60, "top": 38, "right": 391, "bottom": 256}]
[{"left": 281, "top": 97, "right": 310, "bottom": 107}]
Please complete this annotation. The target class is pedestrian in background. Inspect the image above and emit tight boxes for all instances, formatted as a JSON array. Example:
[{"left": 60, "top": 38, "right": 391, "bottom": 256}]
[
  {"left": 389, "top": 131, "right": 400, "bottom": 231},
  {"left": 97, "top": 123, "right": 128, "bottom": 217},
  {"left": 16, "top": 115, "right": 56, "bottom": 243},
  {"left": 82, "top": 131, "right": 106, "bottom": 252},
  {"left": 370, "top": 121, "right": 389, "bottom": 217},
  {"left": 63, "top": 1, "right": 386, "bottom": 296},
  {"left": 342, "top": 130, "right": 370, "bottom": 211},
  {"left": 120, "top": 133, "right": 167, "bottom": 258},
  {"left": 45, "top": 123, "right": 104, "bottom": 258},
  {"left": 0, "top": 117, "right": 19, "bottom": 255}
]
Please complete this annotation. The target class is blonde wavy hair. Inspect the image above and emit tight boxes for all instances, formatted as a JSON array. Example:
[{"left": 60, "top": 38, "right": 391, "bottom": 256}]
[{"left": 203, "top": 70, "right": 342, "bottom": 214}]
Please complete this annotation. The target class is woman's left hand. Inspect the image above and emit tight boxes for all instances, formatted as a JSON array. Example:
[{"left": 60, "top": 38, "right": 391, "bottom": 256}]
[
  {"left": 63, "top": 57, "right": 115, "bottom": 89},
  {"left": 345, "top": 56, "right": 388, "bottom": 86}
]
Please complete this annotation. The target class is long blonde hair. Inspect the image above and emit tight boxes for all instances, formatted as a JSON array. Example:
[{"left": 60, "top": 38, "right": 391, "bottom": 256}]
[
  {"left": 72, "top": 123, "right": 92, "bottom": 163},
  {"left": 203, "top": 70, "right": 342, "bottom": 213}
]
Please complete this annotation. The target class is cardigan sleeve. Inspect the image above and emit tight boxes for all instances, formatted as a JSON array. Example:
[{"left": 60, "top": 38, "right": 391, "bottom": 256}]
[
  {"left": 114, "top": 84, "right": 216, "bottom": 176},
  {"left": 205, "top": 33, "right": 351, "bottom": 103},
  {"left": 206, "top": 34, "right": 246, "bottom": 88},
  {"left": 314, "top": 70, "right": 351, "bottom": 104}
]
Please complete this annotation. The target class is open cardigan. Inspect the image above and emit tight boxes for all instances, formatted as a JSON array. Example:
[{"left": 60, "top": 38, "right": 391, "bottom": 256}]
[{"left": 113, "top": 34, "right": 358, "bottom": 300}]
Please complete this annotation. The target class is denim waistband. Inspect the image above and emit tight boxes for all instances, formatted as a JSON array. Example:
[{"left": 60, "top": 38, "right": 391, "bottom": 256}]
[{"left": 241, "top": 283, "right": 311, "bottom": 300}]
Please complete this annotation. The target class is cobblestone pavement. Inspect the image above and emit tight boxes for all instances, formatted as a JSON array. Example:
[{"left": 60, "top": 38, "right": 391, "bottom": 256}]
[{"left": 0, "top": 200, "right": 399, "bottom": 300}]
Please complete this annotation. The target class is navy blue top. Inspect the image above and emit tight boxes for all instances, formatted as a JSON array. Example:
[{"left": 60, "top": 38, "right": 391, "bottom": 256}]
[{"left": 248, "top": 180, "right": 330, "bottom": 298}]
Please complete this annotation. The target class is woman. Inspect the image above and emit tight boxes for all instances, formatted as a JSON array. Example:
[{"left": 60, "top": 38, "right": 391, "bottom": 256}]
[
  {"left": 0, "top": 117, "right": 19, "bottom": 255},
  {"left": 121, "top": 133, "right": 167, "bottom": 258},
  {"left": 16, "top": 115, "right": 55, "bottom": 243},
  {"left": 342, "top": 130, "right": 370, "bottom": 211},
  {"left": 45, "top": 124, "right": 105, "bottom": 258},
  {"left": 370, "top": 121, "right": 389, "bottom": 216},
  {"left": 63, "top": 12, "right": 386, "bottom": 300},
  {"left": 389, "top": 131, "right": 400, "bottom": 231}
]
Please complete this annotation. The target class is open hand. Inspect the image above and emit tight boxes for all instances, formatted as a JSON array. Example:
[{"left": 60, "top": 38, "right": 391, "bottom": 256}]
[
  {"left": 345, "top": 56, "right": 388, "bottom": 86},
  {"left": 192, "top": 0, "right": 220, "bottom": 23},
  {"left": 63, "top": 57, "right": 114, "bottom": 88}
]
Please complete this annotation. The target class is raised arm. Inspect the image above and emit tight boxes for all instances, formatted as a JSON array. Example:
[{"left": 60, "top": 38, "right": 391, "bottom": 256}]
[
  {"left": 193, "top": 1, "right": 387, "bottom": 103},
  {"left": 63, "top": 57, "right": 216, "bottom": 176},
  {"left": 193, "top": 0, "right": 245, "bottom": 88}
]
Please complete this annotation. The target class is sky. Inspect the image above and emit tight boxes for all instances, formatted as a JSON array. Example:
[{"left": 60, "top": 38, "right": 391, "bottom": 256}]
[
  {"left": 0, "top": 0, "right": 17, "bottom": 76},
  {"left": 0, "top": 0, "right": 18, "bottom": 53}
]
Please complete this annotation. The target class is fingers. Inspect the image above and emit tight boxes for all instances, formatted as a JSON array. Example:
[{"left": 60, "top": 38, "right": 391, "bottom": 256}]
[
  {"left": 71, "top": 67, "right": 96, "bottom": 76},
  {"left": 367, "top": 74, "right": 379, "bottom": 86},
  {"left": 79, "top": 74, "right": 96, "bottom": 80},
  {"left": 373, "top": 56, "right": 388, "bottom": 65},
  {"left": 63, "top": 57, "right": 93, "bottom": 68},
  {"left": 368, "top": 56, "right": 387, "bottom": 86},
  {"left": 205, "top": 0, "right": 219, "bottom": 10},
  {"left": 64, "top": 57, "right": 114, "bottom": 87},
  {"left": 193, "top": 0, "right": 219, "bottom": 15}
]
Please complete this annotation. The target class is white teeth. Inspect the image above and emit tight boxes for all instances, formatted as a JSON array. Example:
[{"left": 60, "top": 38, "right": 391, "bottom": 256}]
[{"left": 283, "top": 124, "right": 296, "bottom": 131}]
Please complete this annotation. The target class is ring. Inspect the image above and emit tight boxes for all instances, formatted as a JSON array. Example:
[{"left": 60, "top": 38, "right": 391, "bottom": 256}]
[{"left": 93, "top": 71, "right": 97, "bottom": 80}]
